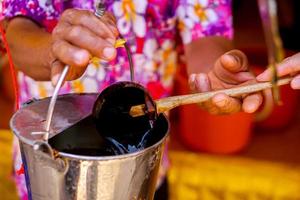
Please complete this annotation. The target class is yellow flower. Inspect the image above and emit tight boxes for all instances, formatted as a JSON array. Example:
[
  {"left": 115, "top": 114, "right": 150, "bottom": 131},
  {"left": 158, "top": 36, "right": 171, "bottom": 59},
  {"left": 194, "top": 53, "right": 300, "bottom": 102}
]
[
  {"left": 194, "top": 3, "right": 207, "bottom": 21},
  {"left": 113, "top": 0, "right": 147, "bottom": 37},
  {"left": 38, "top": 84, "right": 47, "bottom": 98},
  {"left": 90, "top": 57, "right": 101, "bottom": 66},
  {"left": 121, "top": 0, "right": 136, "bottom": 21},
  {"left": 115, "top": 38, "right": 126, "bottom": 48},
  {"left": 72, "top": 80, "right": 84, "bottom": 93}
]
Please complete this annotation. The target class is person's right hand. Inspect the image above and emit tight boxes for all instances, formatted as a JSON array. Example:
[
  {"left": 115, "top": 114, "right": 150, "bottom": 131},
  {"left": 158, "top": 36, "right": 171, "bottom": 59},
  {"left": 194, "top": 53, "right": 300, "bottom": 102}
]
[
  {"left": 49, "top": 9, "right": 118, "bottom": 85},
  {"left": 257, "top": 52, "right": 300, "bottom": 89}
]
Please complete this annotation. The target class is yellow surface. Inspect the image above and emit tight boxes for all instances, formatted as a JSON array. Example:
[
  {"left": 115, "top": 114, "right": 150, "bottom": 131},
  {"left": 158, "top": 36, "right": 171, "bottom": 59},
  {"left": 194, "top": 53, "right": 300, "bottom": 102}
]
[
  {"left": 114, "top": 38, "right": 126, "bottom": 48},
  {"left": 0, "top": 130, "right": 18, "bottom": 200},
  {"left": 168, "top": 151, "right": 300, "bottom": 200}
]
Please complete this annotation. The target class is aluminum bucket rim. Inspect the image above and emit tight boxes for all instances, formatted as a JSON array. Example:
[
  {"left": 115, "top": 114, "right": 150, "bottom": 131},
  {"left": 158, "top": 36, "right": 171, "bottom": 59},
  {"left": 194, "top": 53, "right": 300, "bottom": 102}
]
[{"left": 10, "top": 93, "right": 169, "bottom": 161}]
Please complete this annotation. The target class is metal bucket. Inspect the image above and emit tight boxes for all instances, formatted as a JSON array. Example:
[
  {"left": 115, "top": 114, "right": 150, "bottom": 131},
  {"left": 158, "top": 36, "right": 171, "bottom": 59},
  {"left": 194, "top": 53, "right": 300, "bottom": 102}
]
[{"left": 10, "top": 93, "right": 169, "bottom": 200}]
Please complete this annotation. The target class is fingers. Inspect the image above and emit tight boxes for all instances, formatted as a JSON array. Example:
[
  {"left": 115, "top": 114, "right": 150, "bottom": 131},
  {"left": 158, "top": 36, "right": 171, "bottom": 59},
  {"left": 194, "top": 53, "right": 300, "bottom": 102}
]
[
  {"left": 189, "top": 73, "right": 242, "bottom": 114},
  {"left": 291, "top": 74, "right": 300, "bottom": 89},
  {"left": 54, "top": 25, "right": 116, "bottom": 60},
  {"left": 52, "top": 39, "right": 90, "bottom": 68},
  {"left": 61, "top": 9, "right": 118, "bottom": 39},
  {"left": 242, "top": 93, "right": 263, "bottom": 113},
  {"left": 188, "top": 49, "right": 263, "bottom": 115},
  {"left": 49, "top": 9, "right": 118, "bottom": 82},
  {"left": 257, "top": 53, "right": 300, "bottom": 81},
  {"left": 256, "top": 68, "right": 274, "bottom": 82},
  {"left": 277, "top": 54, "right": 300, "bottom": 76},
  {"left": 211, "top": 93, "right": 241, "bottom": 114},
  {"left": 51, "top": 40, "right": 91, "bottom": 81}
]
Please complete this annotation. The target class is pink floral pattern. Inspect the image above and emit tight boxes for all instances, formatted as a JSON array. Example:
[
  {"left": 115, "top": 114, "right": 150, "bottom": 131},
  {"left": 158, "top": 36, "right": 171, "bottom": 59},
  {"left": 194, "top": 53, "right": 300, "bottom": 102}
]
[{"left": 2, "top": 0, "right": 232, "bottom": 199}]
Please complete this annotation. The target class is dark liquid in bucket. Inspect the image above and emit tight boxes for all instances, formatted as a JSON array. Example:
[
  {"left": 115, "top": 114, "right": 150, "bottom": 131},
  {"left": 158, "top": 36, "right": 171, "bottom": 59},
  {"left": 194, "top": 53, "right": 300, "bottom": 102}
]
[
  {"left": 48, "top": 85, "right": 166, "bottom": 156},
  {"left": 48, "top": 114, "right": 167, "bottom": 156},
  {"left": 93, "top": 84, "right": 157, "bottom": 153}
]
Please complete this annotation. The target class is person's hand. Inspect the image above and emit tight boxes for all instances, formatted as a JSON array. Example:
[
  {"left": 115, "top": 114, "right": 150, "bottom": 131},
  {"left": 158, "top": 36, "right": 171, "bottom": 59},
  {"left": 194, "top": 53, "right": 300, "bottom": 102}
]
[
  {"left": 189, "top": 50, "right": 263, "bottom": 115},
  {"left": 49, "top": 9, "right": 118, "bottom": 85},
  {"left": 257, "top": 52, "right": 300, "bottom": 89}
]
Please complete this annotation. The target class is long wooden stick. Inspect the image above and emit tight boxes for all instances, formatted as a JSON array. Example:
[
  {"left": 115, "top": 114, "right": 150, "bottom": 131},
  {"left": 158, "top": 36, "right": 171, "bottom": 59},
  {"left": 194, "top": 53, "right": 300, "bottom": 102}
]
[{"left": 129, "top": 77, "right": 292, "bottom": 117}]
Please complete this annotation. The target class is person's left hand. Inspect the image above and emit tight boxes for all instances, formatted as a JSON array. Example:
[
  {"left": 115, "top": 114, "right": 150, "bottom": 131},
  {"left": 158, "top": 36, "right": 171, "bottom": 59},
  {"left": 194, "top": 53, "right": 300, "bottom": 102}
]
[
  {"left": 189, "top": 50, "right": 263, "bottom": 115},
  {"left": 257, "top": 52, "right": 300, "bottom": 89}
]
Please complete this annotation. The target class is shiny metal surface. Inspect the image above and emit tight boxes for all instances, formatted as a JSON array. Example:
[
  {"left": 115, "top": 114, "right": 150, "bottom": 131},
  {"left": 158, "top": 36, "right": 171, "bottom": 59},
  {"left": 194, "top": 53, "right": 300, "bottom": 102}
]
[
  {"left": 11, "top": 94, "right": 168, "bottom": 200},
  {"left": 44, "top": 66, "right": 69, "bottom": 140},
  {"left": 11, "top": 94, "right": 97, "bottom": 145},
  {"left": 94, "top": 1, "right": 106, "bottom": 18}
]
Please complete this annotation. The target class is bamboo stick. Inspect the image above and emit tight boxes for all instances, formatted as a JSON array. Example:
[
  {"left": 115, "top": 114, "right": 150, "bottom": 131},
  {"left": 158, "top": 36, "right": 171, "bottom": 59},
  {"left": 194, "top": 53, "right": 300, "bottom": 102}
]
[{"left": 129, "top": 77, "right": 292, "bottom": 117}]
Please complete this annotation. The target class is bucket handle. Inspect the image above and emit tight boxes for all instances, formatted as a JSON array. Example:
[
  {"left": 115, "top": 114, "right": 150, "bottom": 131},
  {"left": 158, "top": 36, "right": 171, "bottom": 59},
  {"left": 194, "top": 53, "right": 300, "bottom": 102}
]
[
  {"left": 43, "top": 66, "right": 69, "bottom": 141},
  {"left": 33, "top": 140, "right": 69, "bottom": 173},
  {"left": 31, "top": 66, "right": 69, "bottom": 173}
]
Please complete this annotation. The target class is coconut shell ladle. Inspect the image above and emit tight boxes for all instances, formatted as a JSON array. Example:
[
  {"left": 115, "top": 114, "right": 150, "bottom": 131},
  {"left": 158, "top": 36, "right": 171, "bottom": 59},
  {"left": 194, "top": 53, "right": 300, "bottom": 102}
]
[
  {"left": 93, "top": 81, "right": 157, "bottom": 138},
  {"left": 93, "top": 77, "right": 292, "bottom": 132},
  {"left": 129, "top": 77, "right": 292, "bottom": 117}
]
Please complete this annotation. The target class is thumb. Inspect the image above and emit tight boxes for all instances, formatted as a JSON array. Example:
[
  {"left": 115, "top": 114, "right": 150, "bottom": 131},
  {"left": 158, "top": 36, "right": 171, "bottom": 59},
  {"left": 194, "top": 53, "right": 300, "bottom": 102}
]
[
  {"left": 220, "top": 50, "right": 249, "bottom": 73},
  {"left": 214, "top": 50, "right": 253, "bottom": 84},
  {"left": 51, "top": 59, "right": 65, "bottom": 86}
]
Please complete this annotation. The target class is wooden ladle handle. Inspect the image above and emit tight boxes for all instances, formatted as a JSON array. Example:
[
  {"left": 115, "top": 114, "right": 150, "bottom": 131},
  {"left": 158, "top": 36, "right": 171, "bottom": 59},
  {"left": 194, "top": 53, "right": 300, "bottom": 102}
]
[{"left": 129, "top": 77, "right": 292, "bottom": 117}]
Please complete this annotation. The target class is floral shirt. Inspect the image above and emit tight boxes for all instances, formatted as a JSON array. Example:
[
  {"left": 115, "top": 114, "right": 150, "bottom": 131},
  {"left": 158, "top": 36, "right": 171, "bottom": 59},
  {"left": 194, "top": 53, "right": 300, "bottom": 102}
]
[{"left": 2, "top": 0, "right": 232, "bottom": 199}]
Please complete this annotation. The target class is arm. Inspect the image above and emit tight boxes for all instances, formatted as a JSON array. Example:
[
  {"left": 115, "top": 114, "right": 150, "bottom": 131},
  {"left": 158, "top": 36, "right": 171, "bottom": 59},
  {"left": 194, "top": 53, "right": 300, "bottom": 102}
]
[
  {"left": 5, "top": 9, "right": 118, "bottom": 85},
  {"left": 6, "top": 18, "right": 52, "bottom": 81},
  {"left": 177, "top": 0, "right": 262, "bottom": 115}
]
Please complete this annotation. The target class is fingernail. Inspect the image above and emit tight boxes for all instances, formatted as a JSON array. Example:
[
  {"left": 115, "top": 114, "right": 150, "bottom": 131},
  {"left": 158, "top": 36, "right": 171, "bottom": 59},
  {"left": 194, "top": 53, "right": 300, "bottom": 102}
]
[
  {"left": 291, "top": 78, "right": 300, "bottom": 89},
  {"left": 103, "top": 47, "right": 116, "bottom": 60},
  {"left": 213, "top": 95, "right": 227, "bottom": 107},
  {"left": 195, "top": 74, "right": 210, "bottom": 92},
  {"left": 245, "top": 102, "right": 257, "bottom": 113},
  {"left": 189, "top": 74, "right": 196, "bottom": 82},
  {"left": 256, "top": 71, "right": 268, "bottom": 81},
  {"left": 51, "top": 74, "right": 60, "bottom": 86},
  {"left": 276, "top": 66, "right": 284, "bottom": 75},
  {"left": 189, "top": 74, "right": 196, "bottom": 91},
  {"left": 223, "top": 54, "right": 237, "bottom": 65},
  {"left": 75, "top": 51, "right": 88, "bottom": 66}
]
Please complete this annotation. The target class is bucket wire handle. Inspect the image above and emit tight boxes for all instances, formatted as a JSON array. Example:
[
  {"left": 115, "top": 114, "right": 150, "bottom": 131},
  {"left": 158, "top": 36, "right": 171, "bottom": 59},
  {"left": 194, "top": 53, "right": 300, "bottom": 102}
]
[
  {"left": 43, "top": 66, "right": 69, "bottom": 141},
  {"left": 31, "top": 66, "right": 69, "bottom": 172}
]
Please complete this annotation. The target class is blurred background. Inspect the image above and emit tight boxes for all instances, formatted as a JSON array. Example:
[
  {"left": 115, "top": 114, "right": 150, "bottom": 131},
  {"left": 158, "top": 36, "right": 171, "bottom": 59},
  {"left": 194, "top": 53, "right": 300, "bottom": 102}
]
[{"left": 1, "top": 0, "right": 300, "bottom": 199}]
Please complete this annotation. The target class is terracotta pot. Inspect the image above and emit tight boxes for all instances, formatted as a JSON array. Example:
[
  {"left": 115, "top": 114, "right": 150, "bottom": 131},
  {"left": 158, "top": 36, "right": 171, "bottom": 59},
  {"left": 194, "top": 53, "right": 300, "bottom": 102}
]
[{"left": 178, "top": 104, "right": 253, "bottom": 154}]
